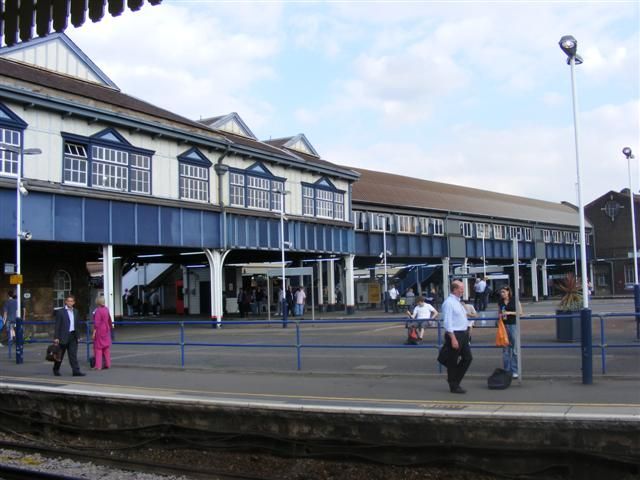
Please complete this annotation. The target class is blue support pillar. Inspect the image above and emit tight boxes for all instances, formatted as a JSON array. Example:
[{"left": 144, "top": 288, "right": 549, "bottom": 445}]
[{"left": 580, "top": 307, "right": 592, "bottom": 384}]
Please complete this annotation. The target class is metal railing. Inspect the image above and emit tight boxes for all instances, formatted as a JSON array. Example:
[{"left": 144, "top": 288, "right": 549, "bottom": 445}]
[{"left": 8, "top": 313, "right": 639, "bottom": 374}]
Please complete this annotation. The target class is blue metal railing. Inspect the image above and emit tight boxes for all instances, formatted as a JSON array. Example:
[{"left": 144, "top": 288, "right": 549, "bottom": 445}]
[{"left": 9, "top": 313, "right": 640, "bottom": 374}]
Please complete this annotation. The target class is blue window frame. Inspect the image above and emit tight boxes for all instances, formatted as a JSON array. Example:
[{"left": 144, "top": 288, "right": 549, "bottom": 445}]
[
  {"left": 61, "top": 128, "right": 154, "bottom": 194},
  {"left": 178, "top": 147, "right": 211, "bottom": 203},
  {"left": 228, "top": 162, "right": 285, "bottom": 212},
  {"left": 0, "top": 103, "right": 27, "bottom": 177},
  {"left": 302, "top": 178, "right": 345, "bottom": 221}
]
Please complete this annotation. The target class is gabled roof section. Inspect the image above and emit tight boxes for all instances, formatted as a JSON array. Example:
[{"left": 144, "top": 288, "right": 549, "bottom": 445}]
[
  {"left": 352, "top": 167, "right": 587, "bottom": 227},
  {"left": 199, "top": 112, "right": 257, "bottom": 140},
  {"left": 91, "top": 128, "right": 131, "bottom": 146},
  {"left": 0, "top": 102, "right": 27, "bottom": 128},
  {"left": 0, "top": 33, "right": 118, "bottom": 89},
  {"left": 178, "top": 147, "right": 212, "bottom": 168},
  {"left": 265, "top": 133, "right": 319, "bottom": 157}
]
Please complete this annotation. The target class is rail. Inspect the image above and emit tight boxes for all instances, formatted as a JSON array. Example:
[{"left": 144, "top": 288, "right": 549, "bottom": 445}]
[{"left": 8, "top": 313, "right": 639, "bottom": 374}]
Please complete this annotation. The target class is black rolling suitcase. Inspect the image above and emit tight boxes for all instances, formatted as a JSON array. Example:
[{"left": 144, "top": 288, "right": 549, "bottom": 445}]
[{"left": 487, "top": 368, "right": 512, "bottom": 390}]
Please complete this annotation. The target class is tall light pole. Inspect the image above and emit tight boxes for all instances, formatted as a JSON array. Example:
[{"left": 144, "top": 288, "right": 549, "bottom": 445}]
[
  {"left": 622, "top": 147, "right": 639, "bottom": 338},
  {"left": 274, "top": 188, "right": 290, "bottom": 328},
  {"left": 1, "top": 143, "right": 42, "bottom": 364},
  {"left": 559, "top": 35, "right": 592, "bottom": 384}
]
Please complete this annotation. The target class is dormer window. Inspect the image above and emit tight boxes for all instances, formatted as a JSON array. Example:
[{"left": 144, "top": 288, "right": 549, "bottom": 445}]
[
  {"left": 178, "top": 148, "right": 211, "bottom": 202},
  {"left": 0, "top": 103, "right": 27, "bottom": 177},
  {"left": 229, "top": 162, "right": 285, "bottom": 212},
  {"left": 62, "top": 128, "right": 153, "bottom": 194},
  {"left": 302, "top": 178, "right": 345, "bottom": 220}
]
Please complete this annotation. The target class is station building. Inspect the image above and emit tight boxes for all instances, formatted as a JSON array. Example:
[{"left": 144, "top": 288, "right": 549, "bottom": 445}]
[{"left": 0, "top": 34, "right": 591, "bottom": 322}]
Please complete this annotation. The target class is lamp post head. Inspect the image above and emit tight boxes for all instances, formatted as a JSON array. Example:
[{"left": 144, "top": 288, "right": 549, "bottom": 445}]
[
  {"left": 623, "top": 147, "right": 634, "bottom": 160},
  {"left": 559, "top": 35, "right": 583, "bottom": 64}
]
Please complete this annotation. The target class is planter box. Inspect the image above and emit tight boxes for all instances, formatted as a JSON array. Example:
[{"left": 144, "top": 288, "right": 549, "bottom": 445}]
[{"left": 556, "top": 310, "right": 581, "bottom": 342}]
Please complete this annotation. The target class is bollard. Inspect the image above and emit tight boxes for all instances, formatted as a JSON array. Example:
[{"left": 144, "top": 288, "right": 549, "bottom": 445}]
[
  {"left": 15, "top": 316, "right": 23, "bottom": 364},
  {"left": 580, "top": 308, "right": 593, "bottom": 385},
  {"left": 282, "top": 299, "right": 288, "bottom": 328}
]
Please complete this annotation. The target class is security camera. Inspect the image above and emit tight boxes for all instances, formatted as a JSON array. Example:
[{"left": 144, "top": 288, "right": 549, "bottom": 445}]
[
  {"left": 19, "top": 181, "right": 28, "bottom": 196},
  {"left": 283, "top": 241, "right": 293, "bottom": 248},
  {"left": 20, "top": 231, "right": 32, "bottom": 241}
]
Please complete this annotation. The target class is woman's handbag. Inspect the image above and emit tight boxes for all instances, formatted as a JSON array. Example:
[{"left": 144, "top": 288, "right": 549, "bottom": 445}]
[
  {"left": 495, "top": 317, "right": 510, "bottom": 347},
  {"left": 46, "top": 343, "right": 62, "bottom": 362}
]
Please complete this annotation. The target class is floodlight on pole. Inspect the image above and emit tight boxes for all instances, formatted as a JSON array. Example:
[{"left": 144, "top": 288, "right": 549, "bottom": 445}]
[
  {"left": 0, "top": 143, "right": 42, "bottom": 365},
  {"left": 558, "top": 35, "right": 592, "bottom": 384}
]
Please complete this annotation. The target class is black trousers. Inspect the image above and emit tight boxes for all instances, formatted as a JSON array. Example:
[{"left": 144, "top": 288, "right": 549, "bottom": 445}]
[
  {"left": 53, "top": 331, "right": 80, "bottom": 374},
  {"left": 445, "top": 330, "right": 473, "bottom": 387}
]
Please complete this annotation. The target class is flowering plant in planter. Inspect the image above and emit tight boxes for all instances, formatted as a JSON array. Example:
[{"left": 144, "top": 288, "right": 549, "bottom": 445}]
[{"left": 557, "top": 273, "right": 583, "bottom": 312}]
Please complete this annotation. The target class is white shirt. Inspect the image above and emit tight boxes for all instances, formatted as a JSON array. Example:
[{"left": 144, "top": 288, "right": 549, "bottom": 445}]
[
  {"left": 66, "top": 307, "right": 75, "bottom": 332},
  {"left": 388, "top": 287, "right": 399, "bottom": 300},
  {"left": 295, "top": 290, "right": 306, "bottom": 305},
  {"left": 474, "top": 280, "right": 486, "bottom": 293},
  {"left": 411, "top": 303, "right": 437, "bottom": 319},
  {"left": 441, "top": 293, "right": 469, "bottom": 333}
]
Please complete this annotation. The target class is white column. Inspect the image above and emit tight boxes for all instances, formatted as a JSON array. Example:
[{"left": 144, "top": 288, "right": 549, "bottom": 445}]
[
  {"left": 102, "top": 245, "right": 114, "bottom": 316},
  {"left": 328, "top": 259, "right": 336, "bottom": 305},
  {"left": 530, "top": 258, "right": 538, "bottom": 302},
  {"left": 113, "top": 257, "right": 123, "bottom": 319},
  {"left": 462, "top": 257, "right": 469, "bottom": 301},
  {"left": 442, "top": 257, "right": 450, "bottom": 295},
  {"left": 344, "top": 254, "right": 355, "bottom": 314},
  {"left": 204, "top": 249, "right": 227, "bottom": 327},
  {"left": 317, "top": 260, "right": 324, "bottom": 309},
  {"left": 541, "top": 259, "right": 549, "bottom": 298}
]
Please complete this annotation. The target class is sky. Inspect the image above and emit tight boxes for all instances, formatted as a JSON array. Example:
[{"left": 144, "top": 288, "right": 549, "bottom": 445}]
[{"left": 68, "top": 0, "right": 640, "bottom": 205}]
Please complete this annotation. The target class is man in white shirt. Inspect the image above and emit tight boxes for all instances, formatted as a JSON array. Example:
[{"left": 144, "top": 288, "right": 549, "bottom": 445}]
[
  {"left": 388, "top": 285, "right": 399, "bottom": 313},
  {"left": 441, "top": 280, "right": 472, "bottom": 394},
  {"left": 294, "top": 287, "right": 306, "bottom": 316},
  {"left": 473, "top": 277, "right": 486, "bottom": 311},
  {"left": 406, "top": 296, "right": 438, "bottom": 342}
]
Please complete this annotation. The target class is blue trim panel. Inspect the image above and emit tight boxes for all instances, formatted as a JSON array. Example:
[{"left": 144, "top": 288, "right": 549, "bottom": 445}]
[
  {"left": 226, "top": 213, "right": 354, "bottom": 254},
  {"left": 466, "top": 239, "right": 534, "bottom": 260},
  {"left": 0, "top": 189, "right": 221, "bottom": 248},
  {"left": 355, "top": 232, "right": 447, "bottom": 258}
]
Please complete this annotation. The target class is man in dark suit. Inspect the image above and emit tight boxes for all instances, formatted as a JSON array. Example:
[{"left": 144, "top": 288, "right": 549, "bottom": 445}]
[{"left": 53, "top": 294, "right": 85, "bottom": 377}]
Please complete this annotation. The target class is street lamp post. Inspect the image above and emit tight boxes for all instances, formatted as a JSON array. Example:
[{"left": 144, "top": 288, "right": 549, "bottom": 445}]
[
  {"left": 622, "top": 147, "right": 640, "bottom": 338},
  {"left": 0, "top": 143, "right": 42, "bottom": 364},
  {"left": 275, "top": 188, "right": 290, "bottom": 328},
  {"left": 559, "top": 35, "right": 592, "bottom": 384}
]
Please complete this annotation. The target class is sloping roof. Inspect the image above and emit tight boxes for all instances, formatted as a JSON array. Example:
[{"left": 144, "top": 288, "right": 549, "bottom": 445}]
[
  {"left": 0, "top": 33, "right": 118, "bottom": 88},
  {"left": 265, "top": 133, "right": 319, "bottom": 157},
  {"left": 351, "top": 167, "right": 584, "bottom": 227},
  {"left": 0, "top": 57, "right": 357, "bottom": 179},
  {"left": 199, "top": 112, "right": 257, "bottom": 140}
]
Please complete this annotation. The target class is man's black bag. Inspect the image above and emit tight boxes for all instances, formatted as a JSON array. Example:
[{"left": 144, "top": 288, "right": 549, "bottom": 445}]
[
  {"left": 487, "top": 368, "right": 512, "bottom": 390},
  {"left": 46, "top": 343, "right": 62, "bottom": 363}
]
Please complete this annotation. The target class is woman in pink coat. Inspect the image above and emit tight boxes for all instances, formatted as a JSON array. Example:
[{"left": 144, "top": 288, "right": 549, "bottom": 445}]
[{"left": 92, "top": 296, "right": 113, "bottom": 370}]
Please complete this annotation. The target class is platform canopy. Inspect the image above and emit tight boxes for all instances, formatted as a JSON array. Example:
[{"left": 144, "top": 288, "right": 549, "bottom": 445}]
[{"left": 1, "top": 0, "right": 162, "bottom": 47}]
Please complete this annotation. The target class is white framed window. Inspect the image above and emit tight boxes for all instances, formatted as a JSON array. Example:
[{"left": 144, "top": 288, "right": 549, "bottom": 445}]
[
  {"left": 542, "top": 229, "right": 551, "bottom": 243},
  {"left": 552, "top": 230, "right": 561, "bottom": 243},
  {"left": 563, "top": 231, "right": 573, "bottom": 244},
  {"left": 460, "top": 221, "right": 473, "bottom": 238},
  {"left": 509, "top": 226, "right": 523, "bottom": 240},
  {"left": 493, "top": 224, "right": 506, "bottom": 240},
  {"left": 53, "top": 270, "right": 72, "bottom": 309},
  {"left": 625, "top": 264, "right": 635, "bottom": 284},
  {"left": 272, "top": 181, "right": 284, "bottom": 212},
  {"left": 230, "top": 172, "right": 245, "bottom": 207},
  {"left": 130, "top": 153, "right": 151, "bottom": 194},
  {"left": 476, "top": 223, "right": 491, "bottom": 239},
  {"left": 523, "top": 227, "right": 532, "bottom": 242},
  {"left": 180, "top": 163, "right": 209, "bottom": 202},
  {"left": 371, "top": 214, "right": 392, "bottom": 232},
  {"left": 0, "top": 127, "right": 20, "bottom": 176},
  {"left": 398, "top": 215, "right": 416, "bottom": 234},
  {"left": 91, "top": 159, "right": 128, "bottom": 191},
  {"left": 354, "top": 211, "right": 368, "bottom": 231},
  {"left": 596, "top": 272, "right": 608, "bottom": 287},
  {"left": 63, "top": 143, "right": 88, "bottom": 185},
  {"left": 303, "top": 186, "right": 314, "bottom": 216},
  {"left": 247, "top": 175, "right": 271, "bottom": 210},
  {"left": 572, "top": 232, "right": 579, "bottom": 243},
  {"left": 430, "top": 218, "right": 444, "bottom": 236},
  {"left": 334, "top": 192, "right": 344, "bottom": 220},
  {"left": 316, "top": 189, "right": 334, "bottom": 218}
]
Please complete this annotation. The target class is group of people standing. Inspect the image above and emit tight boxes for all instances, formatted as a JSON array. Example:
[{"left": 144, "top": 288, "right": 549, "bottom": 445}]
[
  {"left": 123, "top": 288, "right": 161, "bottom": 317},
  {"left": 401, "top": 279, "right": 522, "bottom": 394}
]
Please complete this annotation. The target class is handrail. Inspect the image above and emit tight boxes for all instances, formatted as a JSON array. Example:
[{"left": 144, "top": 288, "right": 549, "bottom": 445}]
[{"left": 10, "top": 312, "right": 639, "bottom": 374}]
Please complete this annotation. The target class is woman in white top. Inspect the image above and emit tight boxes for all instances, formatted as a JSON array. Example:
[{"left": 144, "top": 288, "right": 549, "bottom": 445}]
[{"left": 406, "top": 296, "right": 439, "bottom": 341}]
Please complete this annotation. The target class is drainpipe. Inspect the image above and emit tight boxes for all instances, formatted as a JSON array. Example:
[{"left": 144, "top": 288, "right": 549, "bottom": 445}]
[{"left": 214, "top": 146, "right": 231, "bottom": 249}]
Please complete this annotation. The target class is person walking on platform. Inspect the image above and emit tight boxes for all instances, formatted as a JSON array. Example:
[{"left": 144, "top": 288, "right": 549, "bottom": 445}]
[
  {"left": 388, "top": 285, "right": 400, "bottom": 313},
  {"left": 92, "top": 296, "right": 113, "bottom": 370},
  {"left": 441, "top": 280, "right": 472, "bottom": 394},
  {"left": 1, "top": 290, "right": 17, "bottom": 346},
  {"left": 53, "top": 294, "right": 85, "bottom": 377},
  {"left": 294, "top": 286, "right": 306, "bottom": 316},
  {"left": 497, "top": 286, "right": 522, "bottom": 379}
]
